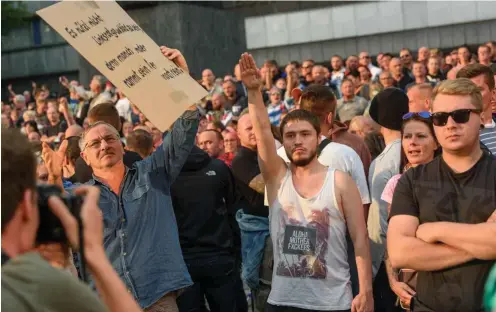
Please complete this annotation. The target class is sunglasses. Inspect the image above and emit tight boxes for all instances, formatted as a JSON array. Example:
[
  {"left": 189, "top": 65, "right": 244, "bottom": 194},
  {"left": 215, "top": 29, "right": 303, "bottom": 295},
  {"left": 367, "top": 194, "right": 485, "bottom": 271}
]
[
  {"left": 431, "top": 109, "right": 481, "bottom": 127},
  {"left": 403, "top": 111, "right": 431, "bottom": 120}
]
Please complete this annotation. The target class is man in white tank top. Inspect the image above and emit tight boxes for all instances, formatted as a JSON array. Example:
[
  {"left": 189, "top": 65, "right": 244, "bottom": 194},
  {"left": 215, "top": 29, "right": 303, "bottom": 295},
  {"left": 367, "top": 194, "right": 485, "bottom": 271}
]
[{"left": 239, "top": 53, "right": 374, "bottom": 312}]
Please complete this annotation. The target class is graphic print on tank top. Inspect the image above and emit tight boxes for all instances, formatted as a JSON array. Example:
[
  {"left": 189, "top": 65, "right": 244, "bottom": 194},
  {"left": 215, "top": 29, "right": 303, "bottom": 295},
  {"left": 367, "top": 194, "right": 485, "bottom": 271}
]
[{"left": 275, "top": 202, "right": 331, "bottom": 279}]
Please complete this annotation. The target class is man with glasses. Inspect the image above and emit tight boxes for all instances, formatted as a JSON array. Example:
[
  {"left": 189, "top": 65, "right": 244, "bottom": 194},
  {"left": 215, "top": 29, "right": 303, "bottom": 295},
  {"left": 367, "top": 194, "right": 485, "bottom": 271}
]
[
  {"left": 44, "top": 47, "right": 201, "bottom": 312},
  {"left": 378, "top": 71, "right": 396, "bottom": 89},
  {"left": 359, "top": 51, "right": 381, "bottom": 81},
  {"left": 399, "top": 48, "right": 414, "bottom": 78},
  {"left": 388, "top": 78, "right": 496, "bottom": 312}
]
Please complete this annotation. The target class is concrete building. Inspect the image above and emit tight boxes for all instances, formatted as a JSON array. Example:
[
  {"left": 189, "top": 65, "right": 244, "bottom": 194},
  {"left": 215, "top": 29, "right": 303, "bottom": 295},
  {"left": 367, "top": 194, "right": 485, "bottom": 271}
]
[{"left": 2, "top": 1, "right": 496, "bottom": 100}]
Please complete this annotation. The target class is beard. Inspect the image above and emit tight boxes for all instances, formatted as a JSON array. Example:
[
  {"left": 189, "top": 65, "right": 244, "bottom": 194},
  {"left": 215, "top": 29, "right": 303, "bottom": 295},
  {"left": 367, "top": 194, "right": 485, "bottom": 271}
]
[{"left": 286, "top": 148, "right": 317, "bottom": 167}]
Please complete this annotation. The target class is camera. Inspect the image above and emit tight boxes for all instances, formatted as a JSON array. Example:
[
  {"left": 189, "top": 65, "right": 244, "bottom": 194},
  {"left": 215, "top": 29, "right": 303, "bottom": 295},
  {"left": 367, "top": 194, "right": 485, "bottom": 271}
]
[{"left": 36, "top": 184, "right": 83, "bottom": 245}]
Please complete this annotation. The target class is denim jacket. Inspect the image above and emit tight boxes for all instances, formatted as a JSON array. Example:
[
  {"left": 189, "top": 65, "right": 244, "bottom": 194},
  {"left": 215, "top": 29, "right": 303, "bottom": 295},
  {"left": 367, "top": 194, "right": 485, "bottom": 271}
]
[
  {"left": 236, "top": 209, "right": 270, "bottom": 290},
  {"left": 82, "top": 110, "right": 199, "bottom": 308}
]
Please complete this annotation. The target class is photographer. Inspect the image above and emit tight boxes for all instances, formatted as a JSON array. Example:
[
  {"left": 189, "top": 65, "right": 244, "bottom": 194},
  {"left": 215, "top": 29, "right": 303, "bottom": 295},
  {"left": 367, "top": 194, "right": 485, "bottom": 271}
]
[{"left": 1, "top": 129, "right": 142, "bottom": 312}]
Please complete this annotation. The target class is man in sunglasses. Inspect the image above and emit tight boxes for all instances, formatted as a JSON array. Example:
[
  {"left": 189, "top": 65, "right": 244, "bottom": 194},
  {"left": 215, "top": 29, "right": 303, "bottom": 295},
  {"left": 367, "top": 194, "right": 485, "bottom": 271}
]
[
  {"left": 457, "top": 63, "right": 496, "bottom": 155},
  {"left": 388, "top": 78, "right": 496, "bottom": 312}
]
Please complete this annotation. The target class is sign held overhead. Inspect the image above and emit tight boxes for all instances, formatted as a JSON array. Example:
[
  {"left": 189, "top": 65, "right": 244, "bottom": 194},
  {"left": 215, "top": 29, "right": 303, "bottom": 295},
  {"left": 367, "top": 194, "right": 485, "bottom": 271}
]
[{"left": 37, "top": 0, "right": 207, "bottom": 132}]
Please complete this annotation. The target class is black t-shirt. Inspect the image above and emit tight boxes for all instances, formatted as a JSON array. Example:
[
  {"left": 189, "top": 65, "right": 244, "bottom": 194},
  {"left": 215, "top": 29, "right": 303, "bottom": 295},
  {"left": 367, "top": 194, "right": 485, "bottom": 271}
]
[
  {"left": 42, "top": 121, "right": 68, "bottom": 138},
  {"left": 397, "top": 74, "right": 414, "bottom": 91},
  {"left": 231, "top": 146, "right": 268, "bottom": 217},
  {"left": 74, "top": 150, "right": 142, "bottom": 183},
  {"left": 390, "top": 153, "right": 496, "bottom": 312}
]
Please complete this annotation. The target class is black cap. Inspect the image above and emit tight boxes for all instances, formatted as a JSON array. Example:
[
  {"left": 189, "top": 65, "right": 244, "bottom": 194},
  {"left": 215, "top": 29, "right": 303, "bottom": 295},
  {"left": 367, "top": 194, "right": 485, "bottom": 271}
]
[{"left": 369, "top": 88, "right": 409, "bottom": 131}]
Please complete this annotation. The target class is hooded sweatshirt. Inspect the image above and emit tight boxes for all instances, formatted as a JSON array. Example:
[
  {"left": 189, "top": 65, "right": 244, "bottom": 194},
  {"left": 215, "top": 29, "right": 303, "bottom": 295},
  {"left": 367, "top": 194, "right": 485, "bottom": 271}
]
[{"left": 171, "top": 146, "right": 240, "bottom": 260}]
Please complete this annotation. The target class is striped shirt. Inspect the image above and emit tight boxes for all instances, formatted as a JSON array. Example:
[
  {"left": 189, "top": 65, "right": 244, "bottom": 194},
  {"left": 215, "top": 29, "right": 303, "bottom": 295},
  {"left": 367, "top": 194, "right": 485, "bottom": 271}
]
[
  {"left": 481, "top": 120, "right": 496, "bottom": 155},
  {"left": 267, "top": 102, "right": 288, "bottom": 126}
]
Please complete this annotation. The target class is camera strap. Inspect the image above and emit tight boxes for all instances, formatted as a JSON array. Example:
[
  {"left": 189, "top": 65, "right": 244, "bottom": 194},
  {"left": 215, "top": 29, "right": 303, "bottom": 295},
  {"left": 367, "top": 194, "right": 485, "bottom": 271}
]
[{"left": 1, "top": 250, "right": 10, "bottom": 266}]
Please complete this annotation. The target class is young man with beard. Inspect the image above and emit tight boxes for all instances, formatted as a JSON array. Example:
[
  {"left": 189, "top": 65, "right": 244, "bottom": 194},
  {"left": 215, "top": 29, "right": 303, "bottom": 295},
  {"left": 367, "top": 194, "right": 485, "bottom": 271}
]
[
  {"left": 388, "top": 78, "right": 496, "bottom": 312},
  {"left": 239, "top": 53, "right": 373, "bottom": 312}
]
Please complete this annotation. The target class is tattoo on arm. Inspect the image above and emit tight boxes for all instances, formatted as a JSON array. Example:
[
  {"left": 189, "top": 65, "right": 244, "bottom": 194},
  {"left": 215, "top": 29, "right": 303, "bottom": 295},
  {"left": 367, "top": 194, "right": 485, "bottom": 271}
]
[{"left": 248, "top": 174, "right": 265, "bottom": 194}]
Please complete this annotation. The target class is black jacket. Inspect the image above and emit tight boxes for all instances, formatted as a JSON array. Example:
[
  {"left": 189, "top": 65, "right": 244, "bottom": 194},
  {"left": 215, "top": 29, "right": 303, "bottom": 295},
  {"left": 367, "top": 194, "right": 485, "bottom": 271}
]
[{"left": 171, "top": 146, "right": 240, "bottom": 260}]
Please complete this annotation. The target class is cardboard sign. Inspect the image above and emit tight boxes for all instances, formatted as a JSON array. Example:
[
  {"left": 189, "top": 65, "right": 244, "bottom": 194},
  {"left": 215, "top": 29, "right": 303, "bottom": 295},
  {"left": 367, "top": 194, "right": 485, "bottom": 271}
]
[{"left": 37, "top": 1, "right": 207, "bottom": 132}]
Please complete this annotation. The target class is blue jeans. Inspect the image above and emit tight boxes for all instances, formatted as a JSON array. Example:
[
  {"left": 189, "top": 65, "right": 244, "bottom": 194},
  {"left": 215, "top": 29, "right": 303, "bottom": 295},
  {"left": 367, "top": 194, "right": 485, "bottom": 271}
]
[{"left": 177, "top": 255, "right": 247, "bottom": 312}]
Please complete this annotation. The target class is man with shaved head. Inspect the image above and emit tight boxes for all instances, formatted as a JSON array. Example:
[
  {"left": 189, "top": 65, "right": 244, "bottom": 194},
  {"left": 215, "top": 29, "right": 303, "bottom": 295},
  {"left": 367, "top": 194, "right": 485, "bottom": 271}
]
[
  {"left": 417, "top": 46, "right": 430, "bottom": 65},
  {"left": 407, "top": 83, "right": 433, "bottom": 112},
  {"left": 390, "top": 57, "right": 414, "bottom": 91},
  {"left": 65, "top": 124, "right": 83, "bottom": 138}
]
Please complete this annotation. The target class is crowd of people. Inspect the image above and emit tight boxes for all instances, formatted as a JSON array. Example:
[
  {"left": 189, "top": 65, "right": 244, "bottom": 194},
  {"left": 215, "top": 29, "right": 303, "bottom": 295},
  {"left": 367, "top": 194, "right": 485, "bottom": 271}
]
[{"left": 2, "top": 40, "right": 496, "bottom": 312}]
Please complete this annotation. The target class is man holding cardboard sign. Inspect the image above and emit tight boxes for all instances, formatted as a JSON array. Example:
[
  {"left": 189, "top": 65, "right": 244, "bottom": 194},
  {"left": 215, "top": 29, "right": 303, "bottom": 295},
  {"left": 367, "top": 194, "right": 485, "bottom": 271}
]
[
  {"left": 37, "top": 1, "right": 208, "bottom": 311},
  {"left": 42, "top": 47, "right": 200, "bottom": 312}
]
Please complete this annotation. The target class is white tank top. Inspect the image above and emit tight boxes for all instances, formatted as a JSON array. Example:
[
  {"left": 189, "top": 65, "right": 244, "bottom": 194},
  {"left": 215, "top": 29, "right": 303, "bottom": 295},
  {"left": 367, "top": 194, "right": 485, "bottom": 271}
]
[{"left": 268, "top": 167, "right": 352, "bottom": 310}]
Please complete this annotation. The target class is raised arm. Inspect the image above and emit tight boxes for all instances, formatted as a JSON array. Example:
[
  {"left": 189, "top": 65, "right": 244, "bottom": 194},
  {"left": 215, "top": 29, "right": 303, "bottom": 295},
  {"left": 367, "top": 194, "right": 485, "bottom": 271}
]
[
  {"left": 59, "top": 97, "right": 76, "bottom": 127},
  {"left": 335, "top": 171, "right": 373, "bottom": 312},
  {"left": 239, "top": 53, "right": 286, "bottom": 184},
  {"left": 415, "top": 217, "right": 496, "bottom": 260}
]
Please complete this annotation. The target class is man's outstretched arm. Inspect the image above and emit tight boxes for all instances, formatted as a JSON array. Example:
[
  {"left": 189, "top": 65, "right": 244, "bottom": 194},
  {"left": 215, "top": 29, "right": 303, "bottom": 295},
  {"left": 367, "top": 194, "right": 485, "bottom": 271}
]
[{"left": 239, "top": 53, "right": 285, "bottom": 184}]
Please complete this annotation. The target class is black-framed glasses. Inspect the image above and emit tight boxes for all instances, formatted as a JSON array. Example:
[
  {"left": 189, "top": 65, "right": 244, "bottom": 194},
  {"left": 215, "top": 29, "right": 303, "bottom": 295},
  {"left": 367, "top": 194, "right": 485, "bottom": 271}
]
[
  {"left": 431, "top": 109, "right": 481, "bottom": 127},
  {"left": 403, "top": 111, "right": 431, "bottom": 120}
]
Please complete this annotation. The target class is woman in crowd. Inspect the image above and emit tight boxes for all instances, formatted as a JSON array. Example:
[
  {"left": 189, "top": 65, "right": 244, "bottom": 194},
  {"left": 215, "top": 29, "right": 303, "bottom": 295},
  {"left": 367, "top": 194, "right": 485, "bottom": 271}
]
[{"left": 381, "top": 111, "right": 439, "bottom": 310}]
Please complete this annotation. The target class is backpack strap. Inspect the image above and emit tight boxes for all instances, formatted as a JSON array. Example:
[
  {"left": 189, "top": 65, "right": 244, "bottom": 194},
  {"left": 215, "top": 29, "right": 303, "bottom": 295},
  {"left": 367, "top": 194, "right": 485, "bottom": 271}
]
[{"left": 317, "top": 138, "right": 332, "bottom": 157}]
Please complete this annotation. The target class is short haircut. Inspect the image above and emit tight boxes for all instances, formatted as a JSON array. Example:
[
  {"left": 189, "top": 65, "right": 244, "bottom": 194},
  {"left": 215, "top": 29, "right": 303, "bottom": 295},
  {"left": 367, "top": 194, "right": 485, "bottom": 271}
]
[
  {"left": 290, "top": 61, "right": 301, "bottom": 68},
  {"left": 382, "top": 53, "right": 393, "bottom": 59},
  {"left": 92, "top": 75, "right": 106, "bottom": 89},
  {"left": 15, "top": 94, "right": 26, "bottom": 104},
  {"left": 298, "top": 84, "right": 337, "bottom": 123},
  {"left": 408, "top": 83, "right": 433, "bottom": 94},
  {"left": 24, "top": 120, "right": 40, "bottom": 134},
  {"left": 2, "top": 129, "right": 37, "bottom": 230},
  {"left": 303, "top": 59, "right": 315, "bottom": 65},
  {"left": 79, "top": 121, "right": 120, "bottom": 151},
  {"left": 331, "top": 55, "right": 342, "bottom": 60},
  {"left": 400, "top": 48, "right": 411, "bottom": 54},
  {"left": 126, "top": 129, "right": 153, "bottom": 157},
  {"left": 209, "top": 120, "right": 226, "bottom": 132},
  {"left": 200, "top": 129, "right": 224, "bottom": 142},
  {"left": 456, "top": 63, "right": 495, "bottom": 90},
  {"left": 88, "top": 102, "right": 122, "bottom": 131},
  {"left": 432, "top": 78, "right": 483, "bottom": 111},
  {"left": 280, "top": 109, "right": 321, "bottom": 138}
]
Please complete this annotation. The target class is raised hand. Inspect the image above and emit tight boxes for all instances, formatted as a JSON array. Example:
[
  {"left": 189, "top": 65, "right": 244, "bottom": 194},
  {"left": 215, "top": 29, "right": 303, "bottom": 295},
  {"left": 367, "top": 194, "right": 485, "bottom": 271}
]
[
  {"left": 160, "top": 46, "right": 189, "bottom": 74},
  {"left": 239, "top": 53, "right": 263, "bottom": 91},
  {"left": 41, "top": 139, "right": 68, "bottom": 179}
]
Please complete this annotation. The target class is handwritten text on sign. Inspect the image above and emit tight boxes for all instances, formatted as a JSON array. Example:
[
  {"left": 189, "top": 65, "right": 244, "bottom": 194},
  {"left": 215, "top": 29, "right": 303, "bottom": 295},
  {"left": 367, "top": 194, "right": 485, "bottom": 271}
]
[{"left": 37, "top": 1, "right": 207, "bottom": 132}]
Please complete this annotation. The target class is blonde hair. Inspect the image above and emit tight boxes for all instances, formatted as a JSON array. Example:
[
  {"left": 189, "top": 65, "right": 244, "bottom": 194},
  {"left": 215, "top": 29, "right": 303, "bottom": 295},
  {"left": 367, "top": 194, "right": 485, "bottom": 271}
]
[
  {"left": 23, "top": 110, "right": 36, "bottom": 121},
  {"left": 431, "top": 78, "right": 483, "bottom": 110}
]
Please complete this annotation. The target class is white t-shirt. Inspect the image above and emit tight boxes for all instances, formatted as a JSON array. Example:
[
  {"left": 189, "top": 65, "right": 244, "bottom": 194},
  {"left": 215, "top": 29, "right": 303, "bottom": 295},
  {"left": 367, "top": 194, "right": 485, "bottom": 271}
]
[{"left": 275, "top": 136, "right": 370, "bottom": 205}]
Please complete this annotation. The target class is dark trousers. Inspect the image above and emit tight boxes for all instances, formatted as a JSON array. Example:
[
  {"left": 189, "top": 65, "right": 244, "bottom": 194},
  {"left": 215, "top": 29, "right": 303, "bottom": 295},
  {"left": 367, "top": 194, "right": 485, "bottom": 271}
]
[
  {"left": 372, "top": 261, "right": 403, "bottom": 312},
  {"left": 177, "top": 255, "right": 248, "bottom": 312},
  {"left": 264, "top": 303, "right": 350, "bottom": 312}
]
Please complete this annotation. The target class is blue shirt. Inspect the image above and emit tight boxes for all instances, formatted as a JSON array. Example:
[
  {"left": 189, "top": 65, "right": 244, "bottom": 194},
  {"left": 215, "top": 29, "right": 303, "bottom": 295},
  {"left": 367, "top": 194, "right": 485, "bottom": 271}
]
[{"left": 80, "top": 110, "right": 199, "bottom": 308}]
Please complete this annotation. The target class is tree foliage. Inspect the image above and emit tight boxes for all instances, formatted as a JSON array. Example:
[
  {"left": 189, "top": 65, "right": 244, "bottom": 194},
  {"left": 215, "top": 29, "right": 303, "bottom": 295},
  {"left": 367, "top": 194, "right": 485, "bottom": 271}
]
[{"left": 1, "top": 1, "right": 31, "bottom": 36}]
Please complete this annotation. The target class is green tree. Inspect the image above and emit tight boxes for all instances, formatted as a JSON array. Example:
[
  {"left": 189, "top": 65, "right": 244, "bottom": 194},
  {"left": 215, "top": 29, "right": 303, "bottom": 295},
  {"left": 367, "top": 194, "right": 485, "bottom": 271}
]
[{"left": 1, "top": 1, "right": 30, "bottom": 36}]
